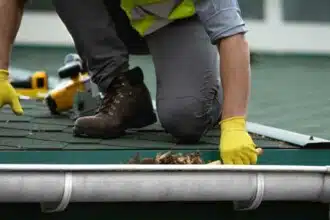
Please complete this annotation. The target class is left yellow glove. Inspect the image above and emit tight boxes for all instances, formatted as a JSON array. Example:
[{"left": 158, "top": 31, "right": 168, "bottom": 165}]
[
  {"left": 0, "top": 69, "right": 23, "bottom": 115},
  {"left": 219, "top": 116, "right": 258, "bottom": 165}
]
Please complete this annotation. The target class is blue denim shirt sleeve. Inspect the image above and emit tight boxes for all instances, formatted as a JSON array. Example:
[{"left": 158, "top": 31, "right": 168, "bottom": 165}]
[{"left": 194, "top": 0, "right": 248, "bottom": 44}]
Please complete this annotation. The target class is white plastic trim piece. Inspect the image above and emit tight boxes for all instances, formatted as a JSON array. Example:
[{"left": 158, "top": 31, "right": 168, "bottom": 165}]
[
  {"left": 234, "top": 173, "right": 265, "bottom": 211},
  {"left": 247, "top": 122, "right": 330, "bottom": 146},
  {"left": 40, "top": 172, "right": 73, "bottom": 213}
]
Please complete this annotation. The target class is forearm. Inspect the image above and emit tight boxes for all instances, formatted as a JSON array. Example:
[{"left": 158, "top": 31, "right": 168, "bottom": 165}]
[
  {"left": 0, "top": 0, "right": 25, "bottom": 69},
  {"left": 218, "top": 34, "right": 251, "bottom": 120}
]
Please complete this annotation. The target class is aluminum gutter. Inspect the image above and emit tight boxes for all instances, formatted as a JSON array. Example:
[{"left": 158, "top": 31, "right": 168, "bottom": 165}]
[
  {"left": 0, "top": 164, "right": 329, "bottom": 212},
  {"left": 0, "top": 164, "right": 327, "bottom": 171},
  {"left": 247, "top": 122, "right": 330, "bottom": 146}
]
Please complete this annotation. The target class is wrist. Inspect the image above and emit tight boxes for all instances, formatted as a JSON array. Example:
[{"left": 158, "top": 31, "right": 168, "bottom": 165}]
[
  {"left": 220, "top": 116, "right": 246, "bottom": 131},
  {"left": 0, "top": 69, "right": 9, "bottom": 80}
]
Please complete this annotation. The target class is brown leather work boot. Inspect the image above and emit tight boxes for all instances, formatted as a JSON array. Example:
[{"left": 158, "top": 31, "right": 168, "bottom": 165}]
[{"left": 73, "top": 67, "right": 157, "bottom": 138}]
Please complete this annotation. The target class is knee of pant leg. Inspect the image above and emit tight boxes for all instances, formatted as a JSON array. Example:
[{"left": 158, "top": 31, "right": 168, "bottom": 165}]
[{"left": 157, "top": 97, "right": 219, "bottom": 144}]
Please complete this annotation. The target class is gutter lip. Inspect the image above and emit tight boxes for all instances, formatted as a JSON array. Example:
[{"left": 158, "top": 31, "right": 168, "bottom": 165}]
[
  {"left": 0, "top": 164, "right": 328, "bottom": 173},
  {"left": 247, "top": 121, "right": 330, "bottom": 146}
]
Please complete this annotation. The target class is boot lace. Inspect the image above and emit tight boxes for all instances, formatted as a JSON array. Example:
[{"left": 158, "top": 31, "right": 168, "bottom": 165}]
[{"left": 97, "top": 82, "right": 126, "bottom": 115}]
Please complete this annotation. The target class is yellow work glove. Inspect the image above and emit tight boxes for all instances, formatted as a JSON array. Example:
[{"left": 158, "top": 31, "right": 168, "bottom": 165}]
[
  {"left": 219, "top": 116, "right": 258, "bottom": 165},
  {"left": 0, "top": 69, "right": 23, "bottom": 115}
]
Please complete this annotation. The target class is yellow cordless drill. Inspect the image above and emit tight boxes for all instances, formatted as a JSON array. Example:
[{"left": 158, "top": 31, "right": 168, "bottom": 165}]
[{"left": 45, "top": 54, "right": 90, "bottom": 114}]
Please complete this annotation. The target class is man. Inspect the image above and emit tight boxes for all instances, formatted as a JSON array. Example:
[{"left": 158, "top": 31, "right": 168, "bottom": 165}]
[
  {"left": 0, "top": 0, "right": 25, "bottom": 116},
  {"left": 58, "top": 0, "right": 259, "bottom": 165}
]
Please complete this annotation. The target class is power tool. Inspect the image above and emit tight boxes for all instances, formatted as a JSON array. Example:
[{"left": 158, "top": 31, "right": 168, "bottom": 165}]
[
  {"left": 45, "top": 54, "right": 92, "bottom": 114},
  {"left": 71, "top": 90, "right": 102, "bottom": 120},
  {"left": 10, "top": 71, "right": 49, "bottom": 99}
]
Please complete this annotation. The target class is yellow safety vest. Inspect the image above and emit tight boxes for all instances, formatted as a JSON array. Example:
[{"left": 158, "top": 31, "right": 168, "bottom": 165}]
[{"left": 121, "top": 0, "right": 196, "bottom": 36}]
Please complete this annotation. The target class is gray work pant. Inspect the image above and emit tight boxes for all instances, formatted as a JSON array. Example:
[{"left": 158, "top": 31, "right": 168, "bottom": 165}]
[{"left": 53, "top": 0, "right": 246, "bottom": 140}]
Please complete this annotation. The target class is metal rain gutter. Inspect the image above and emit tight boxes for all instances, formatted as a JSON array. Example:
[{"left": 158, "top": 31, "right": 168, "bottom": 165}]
[
  {"left": 247, "top": 122, "right": 330, "bottom": 146},
  {"left": 0, "top": 164, "right": 329, "bottom": 212}
]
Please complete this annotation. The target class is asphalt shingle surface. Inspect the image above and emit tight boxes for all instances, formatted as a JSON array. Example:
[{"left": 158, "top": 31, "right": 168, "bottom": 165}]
[
  {"left": 0, "top": 99, "right": 295, "bottom": 151},
  {"left": 11, "top": 46, "right": 330, "bottom": 140}
]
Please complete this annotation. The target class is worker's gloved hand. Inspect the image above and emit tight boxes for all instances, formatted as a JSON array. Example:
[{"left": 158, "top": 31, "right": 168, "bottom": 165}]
[
  {"left": 219, "top": 116, "right": 258, "bottom": 165},
  {"left": 0, "top": 69, "right": 23, "bottom": 115}
]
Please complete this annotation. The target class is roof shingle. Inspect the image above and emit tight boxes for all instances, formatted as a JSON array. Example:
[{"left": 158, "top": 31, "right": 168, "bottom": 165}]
[{"left": 0, "top": 99, "right": 301, "bottom": 164}]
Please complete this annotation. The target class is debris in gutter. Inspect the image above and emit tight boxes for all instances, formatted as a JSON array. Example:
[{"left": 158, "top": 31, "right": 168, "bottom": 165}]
[
  {"left": 128, "top": 151, "right": 207, "bottom": 164},
  {"left": 128, "top": 149, "right": 263, "bottom": 165}
]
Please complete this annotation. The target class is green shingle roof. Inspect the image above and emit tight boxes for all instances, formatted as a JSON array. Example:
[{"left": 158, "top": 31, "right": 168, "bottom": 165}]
[{"left": 0, "top": 99, "right": 298, "bottom": 163}]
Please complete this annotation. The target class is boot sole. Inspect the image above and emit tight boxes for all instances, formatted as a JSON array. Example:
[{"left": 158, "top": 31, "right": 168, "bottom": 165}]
[
  {"left": 73, "top": 126, "right": 125, "bottom": 139},
  {"left": 73, "top": 112, "right": 157, "bottom": 139}
]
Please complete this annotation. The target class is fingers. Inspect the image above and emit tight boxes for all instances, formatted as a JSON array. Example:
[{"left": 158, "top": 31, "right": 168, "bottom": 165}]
[
  {"left": 248, "top": 153, "right": 258, "bottom": 165},
  {"left": 256, "top": 148, "right": 263, "bottom": 155},
  {"left": 221, "top": 147, "right": 263, "bottom": 165},
  {"left": 10, "top": 97, "right": 24, "bottom": 115},
  {"left": 222, "top": 158, "right": 234, "bottom": 165},
  {"left": 212, "top": 146, "right": 264, "bottom": 165},
  {"left": 233, "top": 157, "right": 244, "bottom": 165},
  {"left": 244, "top": 146, "right": 260, "bottom": 165},
  {"left": 246, "top": 145, "right": 258, "bottom": 154},
  {"left": 239, "top": 153, "right": 250, "bottom": 165},
  {"left": 243, "top": 146, "right": 263, "bottom": 164}
]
